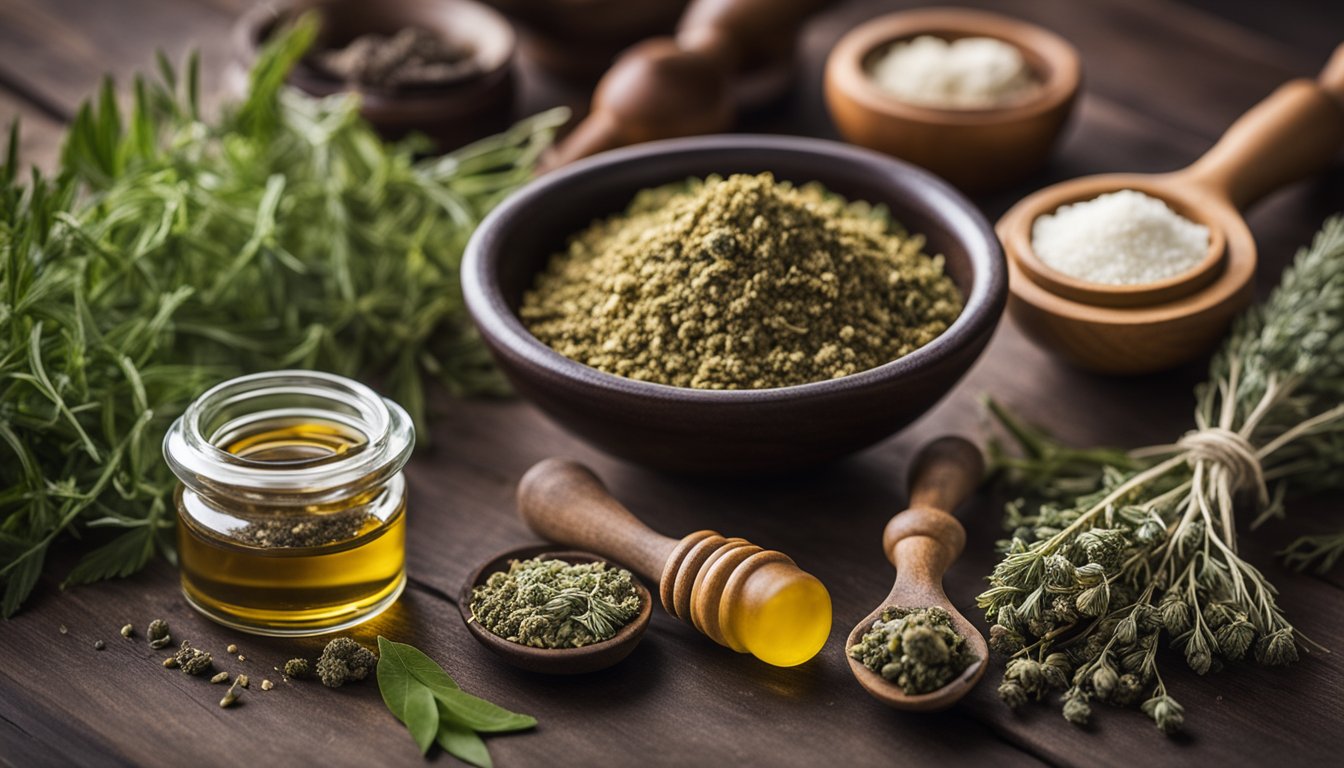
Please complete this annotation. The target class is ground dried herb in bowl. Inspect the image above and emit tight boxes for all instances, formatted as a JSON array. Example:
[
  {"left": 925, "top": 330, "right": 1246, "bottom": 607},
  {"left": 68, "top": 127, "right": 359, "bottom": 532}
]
[
  {"left": 470, "top": 557, "right": 642, "bottom": 649},
  {"left": 521, "top": 173, "right": 962, "bottom": 389},
  {"left": 848, "top": 606, "right": 977, "bottom": 695}
]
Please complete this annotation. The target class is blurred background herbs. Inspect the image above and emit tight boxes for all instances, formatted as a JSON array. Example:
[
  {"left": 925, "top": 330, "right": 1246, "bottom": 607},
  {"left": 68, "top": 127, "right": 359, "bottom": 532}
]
[
  {"left": 0, "top": 17, "right": 565, "bottom": 616},
  {"left": 978, "top": 215, "right": 1344, "bottom": 735}
]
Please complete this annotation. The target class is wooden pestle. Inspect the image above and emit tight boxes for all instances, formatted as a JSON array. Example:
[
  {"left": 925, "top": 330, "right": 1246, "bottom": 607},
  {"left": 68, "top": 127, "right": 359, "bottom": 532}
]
[
  {"left": 543, "top": 0, "right": 828, "bottom": 168},
  {"left": 518, "top": 458, "right": 832, "bottom": 667}
]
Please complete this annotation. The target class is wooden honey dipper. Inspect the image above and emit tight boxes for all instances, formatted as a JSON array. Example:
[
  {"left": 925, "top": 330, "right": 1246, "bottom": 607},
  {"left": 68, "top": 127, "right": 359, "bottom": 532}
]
[
  {"left": 543, "top": 0, "right": 829, "bottom": 168},
  {"left": 518, "top": 458, "right": 833, "bottom": 667}
]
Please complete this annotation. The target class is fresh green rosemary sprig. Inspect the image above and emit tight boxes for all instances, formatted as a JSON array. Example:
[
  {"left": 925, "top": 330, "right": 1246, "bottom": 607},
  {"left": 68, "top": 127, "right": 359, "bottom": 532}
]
[
  {"left": 0, "top": 18, "right": 565, "bottom": 616},
  {"left": 979, "top": 215, "right": 1344, "bottom": 736}
]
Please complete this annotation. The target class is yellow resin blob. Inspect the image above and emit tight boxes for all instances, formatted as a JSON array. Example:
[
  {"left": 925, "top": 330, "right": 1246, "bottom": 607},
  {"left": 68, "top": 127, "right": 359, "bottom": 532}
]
[{"left": 726, "top": 567, "right": 833, "bottom": 668}]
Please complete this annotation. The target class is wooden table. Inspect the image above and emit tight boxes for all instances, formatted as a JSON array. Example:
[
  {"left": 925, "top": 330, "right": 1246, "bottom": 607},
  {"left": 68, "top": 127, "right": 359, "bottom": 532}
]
[{"left": 2, "top": 1, "right": 1342, "bottom": 766}]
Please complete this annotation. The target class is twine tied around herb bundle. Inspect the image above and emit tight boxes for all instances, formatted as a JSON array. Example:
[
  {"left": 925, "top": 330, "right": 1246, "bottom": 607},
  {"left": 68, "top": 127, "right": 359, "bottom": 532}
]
[{"left": 1176, "top": 427, "right": 1269, "bottom": 504}]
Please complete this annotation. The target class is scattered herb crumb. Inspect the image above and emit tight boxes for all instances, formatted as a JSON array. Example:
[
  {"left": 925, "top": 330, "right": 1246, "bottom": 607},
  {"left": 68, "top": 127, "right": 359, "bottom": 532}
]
[
  {"left": 237, "top": 655, "right": 246, "bottom": 662},
  {"left": 59, "top": 624, "right": 68, "bottom": 635},
  {"left": 175, "top": 641, "right": 213, "bottom": 676},
  {"left": 93, "top": 640, "right": 105, "bottom": 651},
  {"left": 211, "top": 671, "right": 230, "bottom": 684},
  {"left": 163, "top": 656, "right": 178, "bottom": 668},
  {"left": 226, "top": 644, "right": 238, "bottom": 654},
  {"left": 848, "top": 606, "right": 977, "bottom": 695},
  {"left": 317, "top": 637, "right": 378, "bottom": 688},
  {"left": 220, "top": 679, "right": 243, "bottom": 708},
  {"left": 261, "top": 679, "right": 274, "bottom": 691},
  {"left": 237, "top": 674, "right": 250, "bottom": 689},
  {"left": 147, "top": 620, "right": 171, "bottom": 649},
  {"left": 284, "top": 658, "right": 311, "bottom": 679},
  {"left": 120, "top": 624, "right": 134, "bottom": 638}
]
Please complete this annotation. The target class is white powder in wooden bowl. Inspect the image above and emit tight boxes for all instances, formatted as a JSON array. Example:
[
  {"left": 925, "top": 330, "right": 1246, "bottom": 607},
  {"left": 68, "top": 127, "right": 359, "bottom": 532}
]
[
  {"left": 868, "top": 35, "right": 1037, "bottom": 108},
  {"left": 1030, "top": 190, "right": 1211, "bottom": 286}
]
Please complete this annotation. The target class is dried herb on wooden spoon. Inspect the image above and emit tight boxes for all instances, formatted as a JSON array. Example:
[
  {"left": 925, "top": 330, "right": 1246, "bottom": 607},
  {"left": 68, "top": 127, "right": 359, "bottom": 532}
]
[
  {"left": 979, "top": 215, "right": 1344, "bottom": 735},
  {"left": 0, "top": 16, "right": 565, "bottom": 616}
]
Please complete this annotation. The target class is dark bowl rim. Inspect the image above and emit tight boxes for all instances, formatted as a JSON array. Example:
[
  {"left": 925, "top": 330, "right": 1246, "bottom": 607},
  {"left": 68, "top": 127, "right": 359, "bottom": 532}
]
[{"left": 462, "top": 134, "right": 1006, "bottom": 405}]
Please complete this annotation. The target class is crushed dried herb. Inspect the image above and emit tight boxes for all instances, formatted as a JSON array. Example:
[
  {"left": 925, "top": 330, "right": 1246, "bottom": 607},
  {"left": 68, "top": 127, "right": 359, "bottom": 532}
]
[
  {"left": 522, "top": 173, "right": 961, "bottom": 389},
  {"left": 311, "top": 27, "right": 476, "bottom": 89},
  {"left": 227, "top": 510, "right": 375, "bottom": 548},
  {"left": 317, "top": 637, "right": 377, "bottom": 688},
  {"left": 284, "top": 658, "right": 311, "bottom": 679},
  {"left": 147, "top": 619, "right": 171, "bottom": 649},
  {"left": 174, "top": 641, "right": 213, "bottom": 676},
  {"left": 847, "top": 606, "right": 977, "bottom": 695},
  {"left": 470, "top": 557, "right": 641, "bottom": 649}
]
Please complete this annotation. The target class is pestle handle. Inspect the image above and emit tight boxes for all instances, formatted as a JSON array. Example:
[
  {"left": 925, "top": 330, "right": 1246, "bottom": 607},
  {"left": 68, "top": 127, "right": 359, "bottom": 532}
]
[
  {"left": 517, "top": 458, "right": 679, "bottom": 583},
  {"left": 1181, "top": 44, "right": 1344, "bottom": 210},
  {"left": 881, "top": 437, "right": 984, "bottom": 603},
  {"left": 543, "top": 0, "right": 825, "bottom": 169}
]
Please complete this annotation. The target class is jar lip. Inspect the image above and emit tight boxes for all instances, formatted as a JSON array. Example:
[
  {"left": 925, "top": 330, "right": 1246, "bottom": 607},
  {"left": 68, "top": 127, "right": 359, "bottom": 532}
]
[{"left": 164, "top": 370, "right": 414, "bottom": 497}]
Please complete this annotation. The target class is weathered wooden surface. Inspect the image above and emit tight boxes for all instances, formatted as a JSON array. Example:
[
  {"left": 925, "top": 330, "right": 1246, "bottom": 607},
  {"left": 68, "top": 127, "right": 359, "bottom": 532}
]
[{"left": 2, "top": 1, "right": 1342, "bottom": 766}]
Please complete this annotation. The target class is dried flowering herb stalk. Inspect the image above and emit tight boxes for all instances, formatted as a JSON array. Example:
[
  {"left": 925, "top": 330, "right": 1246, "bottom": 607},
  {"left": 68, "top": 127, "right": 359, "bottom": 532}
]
[{"left": 979, "top": 216, "right": 1344, "bottom": 735}]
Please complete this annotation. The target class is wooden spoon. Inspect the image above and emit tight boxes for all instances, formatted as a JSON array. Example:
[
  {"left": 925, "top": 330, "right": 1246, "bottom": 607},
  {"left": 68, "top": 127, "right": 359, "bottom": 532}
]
[
  {"left": 514, "top": 458, "right": 832, "bottom": 668},
  {"left": 846, "top": 436, "right": 988, "bottom": 711},
  {"left": 999, "top": 44, "right": 1344, "bottom": 373}
]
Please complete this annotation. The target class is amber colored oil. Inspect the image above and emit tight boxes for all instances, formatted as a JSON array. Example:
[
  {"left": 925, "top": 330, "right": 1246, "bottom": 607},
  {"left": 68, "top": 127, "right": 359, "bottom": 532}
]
[{"left": 176, "top": 421, "right": 407, "bottom": 636}]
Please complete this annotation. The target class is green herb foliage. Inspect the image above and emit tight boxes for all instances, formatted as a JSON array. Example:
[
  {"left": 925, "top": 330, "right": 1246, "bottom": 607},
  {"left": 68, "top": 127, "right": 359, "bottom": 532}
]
[
  {"left": 0, "top": 18, "right": 565, "bottom": 616},
  {"left": 979, "top": 215, "right": 1344, "bottom": 735},
  {"left": 377, "top": 637, "right": 536, "bottom": 765}
]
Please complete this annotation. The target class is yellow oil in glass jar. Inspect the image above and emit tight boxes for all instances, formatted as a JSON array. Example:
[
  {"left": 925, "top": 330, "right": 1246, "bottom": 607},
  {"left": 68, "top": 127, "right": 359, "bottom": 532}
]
[{"left": 164, "top": 372, "right": 414, "bottom": 636}]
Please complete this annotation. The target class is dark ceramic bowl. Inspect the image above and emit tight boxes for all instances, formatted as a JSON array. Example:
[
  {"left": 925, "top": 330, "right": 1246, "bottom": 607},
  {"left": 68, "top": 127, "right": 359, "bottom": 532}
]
[
  {"left": 231, "top": 0, "right": 515, "bottom": 150},
  {"left": 461, "top": 135, "right": 1006, "bottom": 473}
]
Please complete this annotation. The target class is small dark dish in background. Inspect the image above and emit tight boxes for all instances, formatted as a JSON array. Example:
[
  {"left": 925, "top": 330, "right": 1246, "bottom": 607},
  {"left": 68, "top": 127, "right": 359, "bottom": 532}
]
[
  {"left": 231, "top": 0, "right": 516, "bottom": 150},
  {"left": 825, "top": 8, "right": 1081, "bottom": 193},
  {"left": 461, "top": 134, "right": 1006, "bottom": 474},
  {"left": 459, "top": 546, "right": 653, "bottom": 674}
]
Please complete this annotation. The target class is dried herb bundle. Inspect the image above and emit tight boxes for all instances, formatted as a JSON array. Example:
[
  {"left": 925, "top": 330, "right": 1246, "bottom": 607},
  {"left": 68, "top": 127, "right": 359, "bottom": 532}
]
[
  {"left": 0, "top": 19, "right": 564, "bottom": 616},
  {"left": 979, "top": 215, "right": 1344, "bottom": 734}
]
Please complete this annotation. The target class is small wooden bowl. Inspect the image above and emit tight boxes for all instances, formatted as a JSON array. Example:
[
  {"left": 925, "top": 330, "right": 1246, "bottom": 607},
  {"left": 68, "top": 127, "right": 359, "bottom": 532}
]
[
  {"left": 999, "top": 174, "right": 1254, "bottom": 374},
  {"left": 824, "top": 8, "right": 1080, "bottom": 193},
  {"left": 459, "top": 546, "right": 653, "bottom": 674},
  {"left": 231, "top": 0, "right": 516, "bottom": 150}
]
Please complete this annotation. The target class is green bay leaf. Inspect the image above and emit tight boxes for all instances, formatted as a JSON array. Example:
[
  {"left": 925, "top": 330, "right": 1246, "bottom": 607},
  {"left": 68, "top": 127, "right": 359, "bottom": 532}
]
[
  {"left": 437, "top": 713, "right": 493, "bottom": 768},
  {"left": 376, "top": 637, "right": 440, "bottom": 754},
  {"left": 433, "top": 686, "right": 537, "bottom": 733}
]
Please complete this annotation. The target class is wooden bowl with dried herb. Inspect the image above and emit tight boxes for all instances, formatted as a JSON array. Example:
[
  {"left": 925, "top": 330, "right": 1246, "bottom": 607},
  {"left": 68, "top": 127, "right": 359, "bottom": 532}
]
[
  {"left": 461, "top": 134, "right": 1006, "bottom": 473},
  {"left": 459, "top": 546, "right": 653, "bottom": 674}
]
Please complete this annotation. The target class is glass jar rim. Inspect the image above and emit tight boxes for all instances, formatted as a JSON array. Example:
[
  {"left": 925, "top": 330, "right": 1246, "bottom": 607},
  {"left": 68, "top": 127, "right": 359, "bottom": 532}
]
[{"left": 163, "top": 370, "right": 414, "bottom": 501}]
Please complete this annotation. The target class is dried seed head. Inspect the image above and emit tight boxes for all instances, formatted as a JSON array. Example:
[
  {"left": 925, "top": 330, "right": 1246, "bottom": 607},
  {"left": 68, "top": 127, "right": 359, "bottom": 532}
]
[
  {"left": 1062, "top": 690, "right": 1092, "bottom": 726},
  {"left": 283, "top": 658, "right": 311, "bottom": 679},
  {"left": 997, "top": 680, "right": 1028, "bottom": 709},
  {"left": 1142, "top": 695, "right": 1185, "bottom": 735},
  {"left": 120, "top": 624, "right": 134, "bottom": 638},
  {"left": 1255, "top": 628, "right": 1299, "bottom": 666},
  {"left": 147, "top": 619, "right": 171, "bottom": 650},
  {"left": 1091, "top": 665, "right": 1119, "bottom": 700},
  {"left": 211, "top": 671, "right": 230, "bottom": 684}
]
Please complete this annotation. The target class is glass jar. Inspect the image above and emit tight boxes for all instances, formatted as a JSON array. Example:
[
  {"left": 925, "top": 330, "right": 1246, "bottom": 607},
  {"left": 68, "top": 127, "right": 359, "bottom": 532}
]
[{"left": 163, "top": 371, "right": 414, "bottom": 636}]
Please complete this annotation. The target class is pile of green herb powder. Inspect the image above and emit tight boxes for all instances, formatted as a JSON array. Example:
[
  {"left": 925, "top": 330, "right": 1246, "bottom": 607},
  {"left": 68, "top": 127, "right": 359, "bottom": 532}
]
[
  {"left": 470, "top": 557, "right": 642, "bottom": 649},
  {"left": 848, "top": 606, "right": 977, "bottom": 695},
  {"left": 521, "top": 173, "right": 962, "bottom": 389}
]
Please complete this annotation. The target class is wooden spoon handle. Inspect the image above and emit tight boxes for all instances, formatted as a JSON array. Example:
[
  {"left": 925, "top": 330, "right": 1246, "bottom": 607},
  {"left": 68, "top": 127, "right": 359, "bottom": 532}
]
[
  {"left": 1182, "top": 44, "right": 1344, "bottom": 209},
  {"left": 882, "top": 437, "right": 984, "bottom": 585},
  {"left": 517, "top": 459, "right": 678, "bottom": 582}
]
